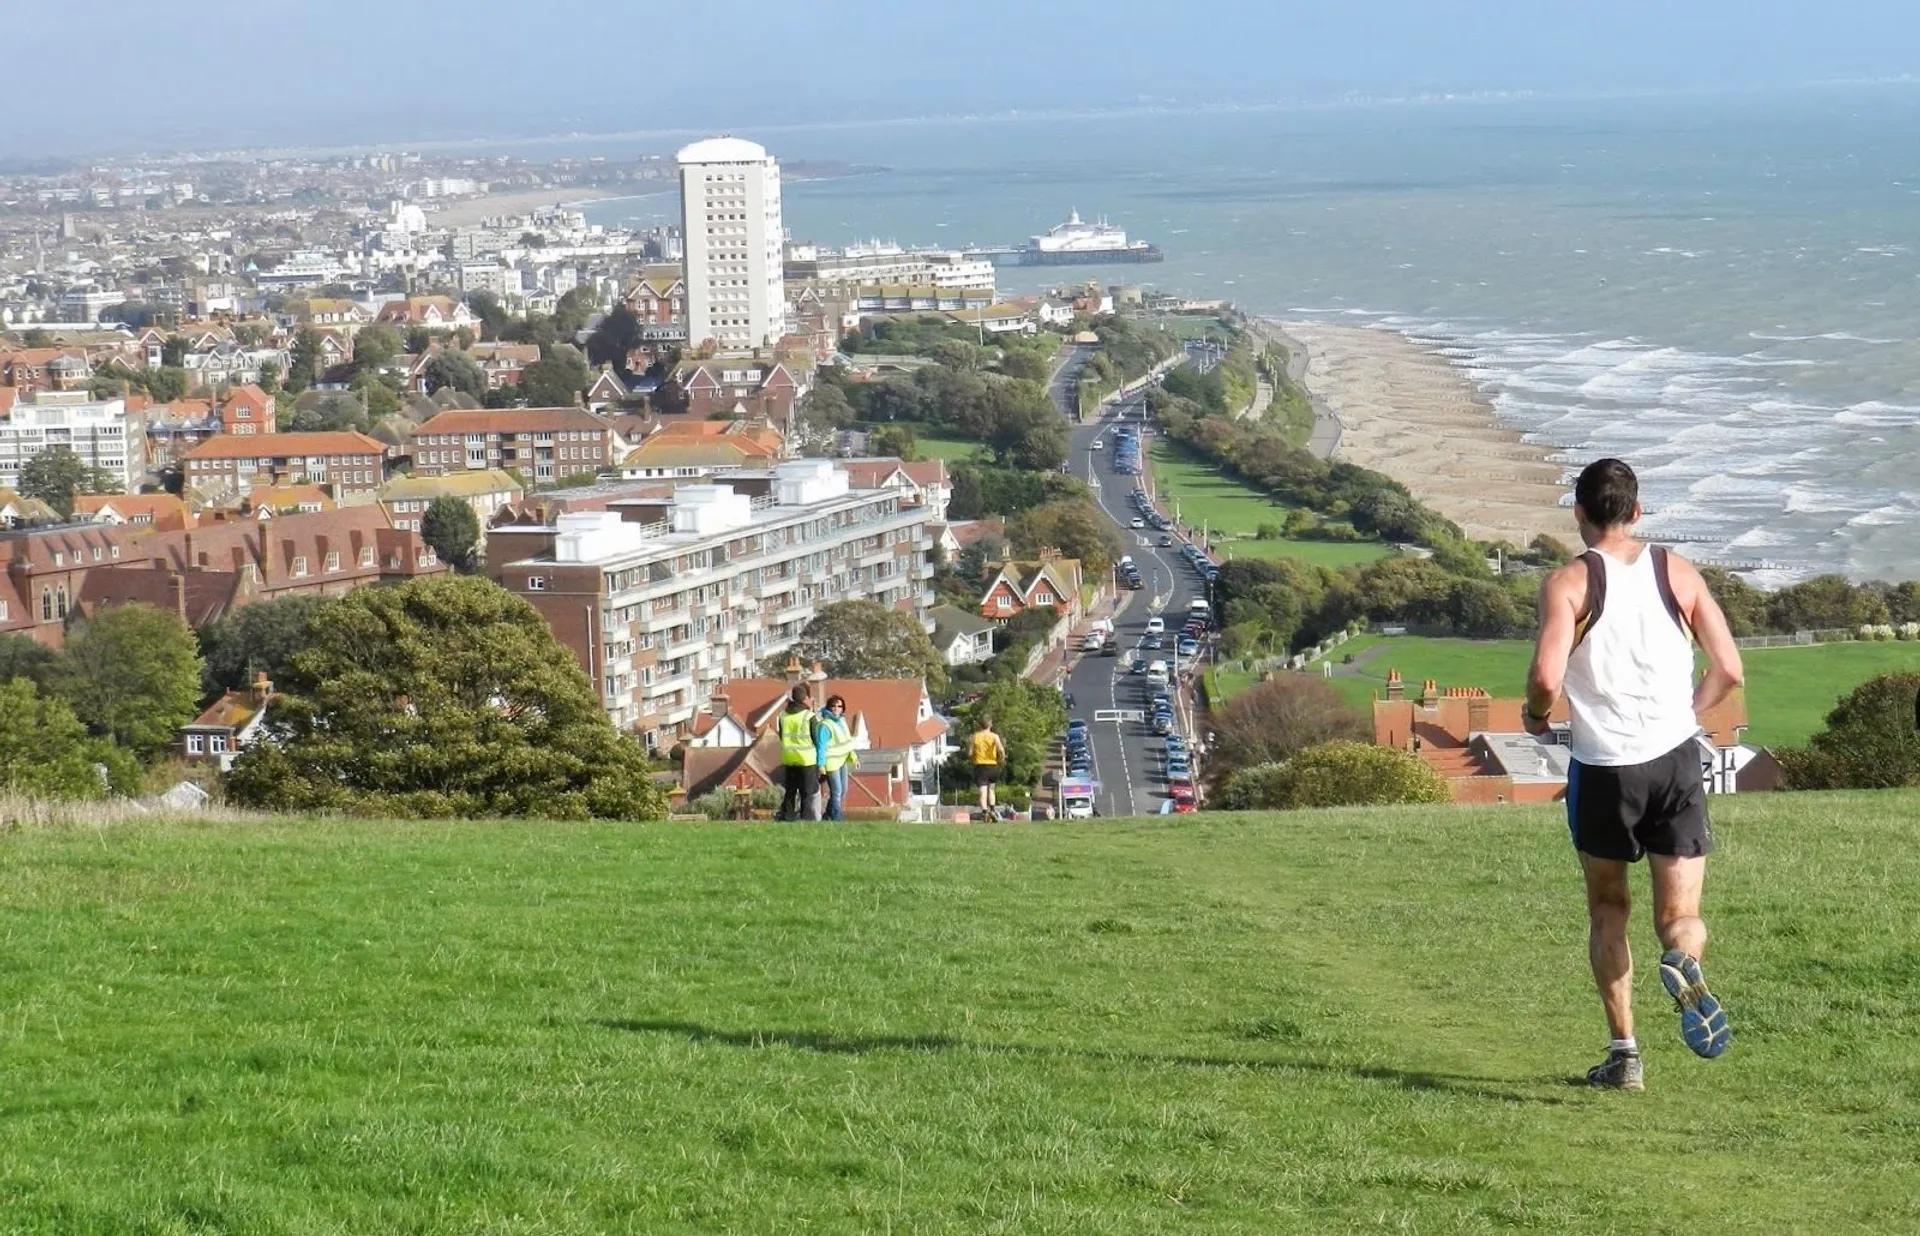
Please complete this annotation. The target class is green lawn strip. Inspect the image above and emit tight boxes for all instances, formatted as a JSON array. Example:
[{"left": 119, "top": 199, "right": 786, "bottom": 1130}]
[
  {"left": 1215, "top": 537, "right": 1392, "bottom": 569},
  {"left": 1332, "top": 636, "right": 1920, "bottom": 748},
  {"left": 1, "top": 799, "right": 1918, "bottom": 1230},
  {"left": 911, "top": 431, "right": 990, "bottom": 464}
]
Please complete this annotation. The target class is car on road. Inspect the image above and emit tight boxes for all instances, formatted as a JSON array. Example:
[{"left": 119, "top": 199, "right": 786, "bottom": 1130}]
[
  {"left": 1169, "top": 782, "right": 1197, "bottom": 809},
  {"left": 1177, "top": 636, "right": 1200, "bottom": 657},
  {"left": 1130, "top": 517, "right": 1145, "bottom": 529},
  {"left": 1091, "top": 440, "right": 1104, "bottom": 450},
  {"left": 1140, "top": 634, "right": 1164, "bottom": 651},
  {"left": 1145, "top": 616, "right": 1165, "bottom": 635},
  {"left": 1158, "top": 534, "right": 1173, "bottom": 546},
  {"left": 1166, "top": 761, "right": 1192, "bottom": 782}
]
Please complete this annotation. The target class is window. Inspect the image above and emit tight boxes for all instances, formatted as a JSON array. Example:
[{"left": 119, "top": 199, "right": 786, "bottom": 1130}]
[
  {"left": 187, "top": 735, "right": 205, "bottom": 754},
  {"left": 527, "top": 577, "right": 546, "bottom": 591},
  {"left": 292, "top": 555, "right": 309, "bottom": 578},
  {"left": 1035, "top": 591, "right": 1053, "bottom": 606},
  {"left": 40, "top": 589, "right": 51, "bottom": 621},
  {"left": 360, "top": 546, "right": 375, "bottom": 567},
  {"left": 210, "top": 735, "right": 228, "bottom": 754},
  {"left": 996, "top": 594, "right": 1013, "bottom": 612},
  {"left": 0, "top": 599, "right": 6, "bottom": 621},
  {"left": 325, "top": 551, "right": 340, "bottom": 572},
  {"left": 55, "top": 587, "right": 67, "bottom": 619}
]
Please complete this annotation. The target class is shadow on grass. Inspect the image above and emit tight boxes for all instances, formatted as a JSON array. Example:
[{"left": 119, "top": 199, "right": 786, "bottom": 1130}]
[{"left": 596, "top": 1019, "right": 1570, "bottom": 1107}]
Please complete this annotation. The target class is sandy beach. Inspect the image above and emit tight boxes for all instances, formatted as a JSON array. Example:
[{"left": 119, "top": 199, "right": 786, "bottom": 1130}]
[
  {"left": 425, "top": 186, "right": 624, "bottom": 228},
  {"left": 1275, "top": 320, "right": 1580, "bottom": 549}
]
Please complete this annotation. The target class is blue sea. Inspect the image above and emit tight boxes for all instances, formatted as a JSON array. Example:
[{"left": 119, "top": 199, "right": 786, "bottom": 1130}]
[{"left": 583, "top": 87, "right": 1920, "bottom": 583}]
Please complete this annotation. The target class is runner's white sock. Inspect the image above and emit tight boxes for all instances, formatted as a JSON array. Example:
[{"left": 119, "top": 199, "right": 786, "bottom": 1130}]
[{"left": 1610, "top": 1037, "right": 1639, "bottom": 1056}]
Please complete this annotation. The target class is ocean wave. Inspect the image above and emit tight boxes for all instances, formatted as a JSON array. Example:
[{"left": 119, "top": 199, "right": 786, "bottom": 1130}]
[{"left": 1832, "top": 401, "right": 1920, "bottom": 428}]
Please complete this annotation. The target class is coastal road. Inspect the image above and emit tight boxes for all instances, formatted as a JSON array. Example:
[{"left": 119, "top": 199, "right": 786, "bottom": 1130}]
[{"left": 1057, "top": 392, "right": 1209, "bottom": 817}]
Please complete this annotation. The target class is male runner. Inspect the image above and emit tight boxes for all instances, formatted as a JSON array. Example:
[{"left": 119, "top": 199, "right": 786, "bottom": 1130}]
[
  {"left": 970, "top": 715, "right": 1007, "bottom": 816},
  {"left": 1526, "top": 458, "right": 1743, "bottom": 1090}
]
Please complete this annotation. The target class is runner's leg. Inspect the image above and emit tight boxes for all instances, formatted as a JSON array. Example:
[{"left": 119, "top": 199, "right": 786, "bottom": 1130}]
[
  {"left": 1650, "top": 854, "right": 1708, "bottom": 960},
  {"left": 1581, "top": 852, "right": 1635, "bottom": 1042}
]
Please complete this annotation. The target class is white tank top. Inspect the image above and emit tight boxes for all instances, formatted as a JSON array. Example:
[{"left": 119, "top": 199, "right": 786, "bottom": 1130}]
[{"left": 1563, "top": 545, "right": 1700, "bottom": 767}]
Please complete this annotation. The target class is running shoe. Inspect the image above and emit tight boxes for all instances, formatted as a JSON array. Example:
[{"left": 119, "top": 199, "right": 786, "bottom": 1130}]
[
  {"left": 1659, "top": 949, "right": 1731, "bottom": 1058},
  {"left": 1585, "top": 1049, "right": 1645, "bottom": 1091}
]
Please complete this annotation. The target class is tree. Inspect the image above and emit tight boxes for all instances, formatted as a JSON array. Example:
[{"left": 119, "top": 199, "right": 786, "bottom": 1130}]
[
  {"left": 0, "top": 678, "right": 130, "bottom": 800},
  {"left": 257, "top": 359, "right": 281, "bottom": 395},
  {"left": 1007, "top": 498, "right": 1124, "bottom": 577},
  {"left": 1777, "top": 672, "right": 1920, "bottom": 790},
  {"left": 769, "top": 600, "right": 944, "bottom": 689},
  {"left": 421, "top": 496, "right": 482, "bottom": 572},
  {"left": 520, "top": 343, "right": 591, "bottom": 407},
  {"left": 142, "top": 366, "right": 189, "bottom": 403},
  {"left": 799, "top": 382, "right": 856, "bottom": 436},
  {"left": 586, "top": 305, "right": 645, "bottom": 374},
  {"left": 421, "top": 350, "right": 487, "bottom": 401},
  {"left": 224, "top": 577, "right": 669, "bottom": 819},
  {"left": 1219, "top": 742, "right": 1450, "bottom": 810},
  {"left": 943, "top": 677, "right": 1067, "bottom": 798},
  {"left": 289, "top": 393, "right": 367, "bottom": 434},
  {"left": 160, "top": 335, "right": 189, "bottom": 368},
  {"left": 348, "top": 324, "right": 403, "bottom": 374},
  {"left": 464, "top": 291, "right": 511, "bottom": 340},
  {"left": 553, "top": 286, "right": 599, "bottom": 337},
  {"left": 1767, "top": 574, "right": 1888, "bottom": 634},
  {"left": 0, "top": 632, "right": 59, "bottom": 690},
  {"left": 1206, "top": 676, "right": 1369, "bottom": 785},
  {"left": 287, "top": 328, "right": 323, "bottom": 393},
  {"left": 197, "top": 594, "right": 333, "bottom": 698},
  {"left": 1699, "top": 567, "right": 1769, "bottom": 637},
  {"left": 19, "top": 446, "right": 88, "bottom": 518},
  {"left": 868, "top": 423, "right": 916, "bottom": 460},
  {"left": 998, "top": 348, "right": 1050, "bottom": 383},
  {"left": 52, "top": 603, "right": 204, "bottom": 761}
]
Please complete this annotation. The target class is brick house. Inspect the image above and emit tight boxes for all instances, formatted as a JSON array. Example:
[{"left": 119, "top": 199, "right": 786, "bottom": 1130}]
[
  {"left": 977, "top": 550, "right": 1083, "bottom": 623},
  {"left": 177, "top": 674, "right": 278, "bottom": 771},
  {"left": 670, "top": 357, "right": 807, "bottom": 423},
  {"left": 181, "top": 431, "right": 387, "bottom": 501},
  {"left": 408, "top": 407, "right": 619, "bottom": 485},
  {"left": 375, "top": 295, "right": 480, "bottom": 334}
]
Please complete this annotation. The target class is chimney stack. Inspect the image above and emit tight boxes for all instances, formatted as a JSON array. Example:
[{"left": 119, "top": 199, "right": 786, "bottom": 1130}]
[
  {"left": 1467, "top": 694, "right": 1490, "bottom": 735},
  {"left": 1420, "top": 679, "right": 1439, "bottom": 709},
  {"left": 251, "top": 672, "right": 273, "bottom": 707},
  {"left": 1386, "top": 668, "right": 1404, "bottom": 701},
  {"left": 708, "top": 685, "right": 731, "bottom": 719},
  {"left": 808, "top": 660, "right": 828, "bottom": 711},
  {"left": 170, "top": 571, "right": 187, "bottom": 621},
  {"left": 784, "top": 653, "right": 803, "bottom": 686}
]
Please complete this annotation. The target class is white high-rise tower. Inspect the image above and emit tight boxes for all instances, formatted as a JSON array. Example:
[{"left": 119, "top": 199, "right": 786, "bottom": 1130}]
[{"left": 677, "top": 136, "right": 787, "bottom": 353}]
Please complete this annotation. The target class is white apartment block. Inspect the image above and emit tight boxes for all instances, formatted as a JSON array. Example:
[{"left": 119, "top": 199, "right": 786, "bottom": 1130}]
[
  {"left": 490, "top": 461, "right": 936, "bottom": 745},
  {"left": 786, "top": 242, "right": 997, "bottom": 293},
  {"left": 678, "top": 136, "right": 788, "bottom": 352},
  {"left": 0, "top": 394, "right": 144, "bottom": 494}
]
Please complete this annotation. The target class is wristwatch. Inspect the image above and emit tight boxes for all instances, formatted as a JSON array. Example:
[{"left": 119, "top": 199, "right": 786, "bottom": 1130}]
[{"left": 1524, "top": 704, "right": 1552, "bottom": 724}]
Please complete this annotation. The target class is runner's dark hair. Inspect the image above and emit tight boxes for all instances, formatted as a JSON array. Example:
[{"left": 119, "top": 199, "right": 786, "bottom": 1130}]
[{"left": 1575, "top": 458, "right": 1638, "bottom": 529}]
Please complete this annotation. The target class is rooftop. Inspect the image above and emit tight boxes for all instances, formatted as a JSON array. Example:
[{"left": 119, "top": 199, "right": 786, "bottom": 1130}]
[{"left": 677, "top": 136, "right": 770, "bottom": 165}]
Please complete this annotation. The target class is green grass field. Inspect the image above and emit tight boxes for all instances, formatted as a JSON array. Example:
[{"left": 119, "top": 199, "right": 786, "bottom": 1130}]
[
  {"left": 911, "top": 430, "right": 989, "bottom": 464},
  {"left": 1151, "top": 442, "right": 1392, "bottom": 569},
  {"left": 1332, "top": 636, "right": 1920, "bottom": 748},
  {"left": 5, "top": 799, "right": 1920, "bottom": 1232}
]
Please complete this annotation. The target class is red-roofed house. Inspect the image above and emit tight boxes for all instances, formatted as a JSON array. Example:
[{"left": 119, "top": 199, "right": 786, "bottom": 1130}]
[
  {"left": 836, "top": 458, "right": 950, "bottom": 519},
  {"left": 375, "top": 296, "right": 479, "bottom": 333},
  {"left": 1370, "top": 672, "right": 1769, "bottom": 803},
  {"left": 220, "top": 384, "right": 276, "bottom": 435},
  {"left": 177, "top": 674, "right": 278, "bottom": 771},
  {"left": 978, "top": 550, "right": 1083, "bottom": 623},
  {"left": 409, "top": 406, "right": 619, "bottom": 483},
  {"left": 72, "top": 493, "right": 196, "bottom": 532},
  {"left": 181, "top": 431, "right": 387, "bottom": 500}
]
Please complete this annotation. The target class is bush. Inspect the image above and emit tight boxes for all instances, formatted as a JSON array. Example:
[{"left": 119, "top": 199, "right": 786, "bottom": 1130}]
[
  {"left": 1255, "top": 522, "right": 1284, "bottom": 541},
  {"left": 689, "top": 788, "right": 783, "bottom": 820},
  {"left": 1206, "top": 676, "right": 1369, "bottom": 785},
  {"left": 1222, "top": 742, "right": 1451, "bottom": 810},
  {"left": 1777, "top": 672, "right": 1920, "bottom": 791}
]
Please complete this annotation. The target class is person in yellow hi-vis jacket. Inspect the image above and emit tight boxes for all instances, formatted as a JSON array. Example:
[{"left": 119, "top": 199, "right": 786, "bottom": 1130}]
[
  {"left": 776, "top": 685, "right": 821, "bottom": 821},
  {"left": 817, "top": 694, "right": 857, "bottom": 821},
  {"left": 970, "top": 714, "right": 1007, "bottom": 815}
]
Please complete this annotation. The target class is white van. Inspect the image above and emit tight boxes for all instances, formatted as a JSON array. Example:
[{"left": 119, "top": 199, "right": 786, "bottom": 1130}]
[
  {"left": 1188, "top": 599, "right": 1211, "bottom": 619},
  {"left": 1147, "top": 660, "right": 1170, "bottom": 687},
  {"left": 1145, "top": 616, "right": 1165, "bottom": 635}
]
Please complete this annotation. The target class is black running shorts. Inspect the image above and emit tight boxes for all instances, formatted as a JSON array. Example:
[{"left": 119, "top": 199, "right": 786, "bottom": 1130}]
[
  {"left": 973, "top": 765, "right": 1000, "bottom": 787},
  {"left": 1566, "top": 736, "right": 1712, "bottom": 862}
]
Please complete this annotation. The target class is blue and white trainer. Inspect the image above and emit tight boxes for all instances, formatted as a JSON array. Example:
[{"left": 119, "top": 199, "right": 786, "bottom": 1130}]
[{"left": 1659, "top": 950, "right": 1731, "bottom": 1058}]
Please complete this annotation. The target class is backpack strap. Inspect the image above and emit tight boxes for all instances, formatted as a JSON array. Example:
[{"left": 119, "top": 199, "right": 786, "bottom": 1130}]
[
  {"left": 1650, "top": 545, "right": 1693, "bottom": 640},
  {"left": 1572, "top": 550, "right": 1606, "bottom": 648}
]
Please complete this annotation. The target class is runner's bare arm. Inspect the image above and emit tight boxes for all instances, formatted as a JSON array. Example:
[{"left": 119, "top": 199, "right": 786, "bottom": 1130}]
[
  {"left": 1525, "top": 561, "right": 1585, "bottom": 733},
  {"left": 1669, "top": 553, "right": 1745, "bottom": 717}
]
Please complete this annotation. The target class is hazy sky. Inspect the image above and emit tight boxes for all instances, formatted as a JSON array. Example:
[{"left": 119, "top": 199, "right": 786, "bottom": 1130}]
[{"left": 11, "top": 0, "right": 1920, "bottom": 156}]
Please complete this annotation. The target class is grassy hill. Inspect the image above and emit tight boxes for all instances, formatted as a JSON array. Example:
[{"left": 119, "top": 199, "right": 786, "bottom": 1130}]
[
  {"left": 1149, "top": 441, "right": 1392, "bottom": 569},
  {"left": 4, "top": 796, "right": 1919, "bottom": 1232}
]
